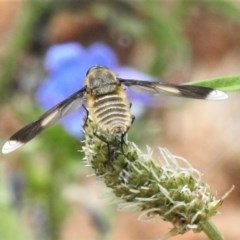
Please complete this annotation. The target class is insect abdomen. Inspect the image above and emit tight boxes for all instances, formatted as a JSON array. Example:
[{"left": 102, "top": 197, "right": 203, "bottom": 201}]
[{"left": 89, "top": 91, "right": 132, "bottom": 135}]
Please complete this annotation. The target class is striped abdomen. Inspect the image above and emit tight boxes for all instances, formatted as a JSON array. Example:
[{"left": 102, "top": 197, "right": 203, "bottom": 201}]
[{"left": 87, "top": 90, "right": 132, "bottom": 135}]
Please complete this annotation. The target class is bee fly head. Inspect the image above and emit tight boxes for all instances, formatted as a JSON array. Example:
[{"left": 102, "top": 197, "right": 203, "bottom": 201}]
[{"left": 86, "top": 65, "right": 108, "bottom": 76}]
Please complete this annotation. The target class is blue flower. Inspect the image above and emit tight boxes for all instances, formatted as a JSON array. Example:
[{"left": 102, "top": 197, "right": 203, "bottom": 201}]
[{"left": 35, "top": 42, "right": 154, "bottom": 138}]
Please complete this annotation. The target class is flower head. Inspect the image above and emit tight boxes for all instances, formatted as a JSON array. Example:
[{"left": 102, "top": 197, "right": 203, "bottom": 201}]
[
  {"left": 35, "top": 42, "right": 154, "bottom": 137},
  {"left": 82, "top": 119, "right": 233, "bottom": 239}
]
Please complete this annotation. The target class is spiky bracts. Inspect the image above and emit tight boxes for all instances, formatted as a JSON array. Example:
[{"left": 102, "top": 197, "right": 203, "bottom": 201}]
[{"left": 82, "top": 121, "right": 232, "bottom": 239}]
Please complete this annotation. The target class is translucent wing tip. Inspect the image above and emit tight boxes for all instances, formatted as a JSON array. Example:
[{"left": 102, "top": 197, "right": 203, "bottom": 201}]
[
  {"left": 206, "top": 89, "right": 228, "bottom": 100},
  {"left": 2, "top": 140, "right": 24, "bottom": 154}
]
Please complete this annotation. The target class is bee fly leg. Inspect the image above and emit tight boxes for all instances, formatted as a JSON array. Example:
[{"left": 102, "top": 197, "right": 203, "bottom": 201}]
[
  {"left": 117, "top": 102, "right": 135, "bottom": 153},
  {"left": 120, "top": 114, "right": 135, "bottom": 154},
  {"left": 92, "top": 130, "right": 114, "bottom": 163},
  {"left": 120, "top": 134, "right": 126, "bottom": 153},
  {"left": 131, "top": 114, "right": 135, "bottom": 124},
  {"left": 82, "top": 104, "right": 89, "bottom": 128}
]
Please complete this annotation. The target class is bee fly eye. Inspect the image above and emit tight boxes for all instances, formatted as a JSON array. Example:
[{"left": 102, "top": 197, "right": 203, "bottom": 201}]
[
  {"left": 86, "top": 67, "right": 94, "bottom": 76},
  {"left": 86, "top": 65, "right": 108, "bottom": 76}
]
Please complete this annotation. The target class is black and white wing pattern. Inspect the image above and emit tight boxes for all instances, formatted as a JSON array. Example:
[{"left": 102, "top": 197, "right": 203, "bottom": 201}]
[
  {"left": 119, "top": 78, "right": 227, "bottom": 100},
  {"left": 2, "top": 87, "right": 86, "bottom": 154}
]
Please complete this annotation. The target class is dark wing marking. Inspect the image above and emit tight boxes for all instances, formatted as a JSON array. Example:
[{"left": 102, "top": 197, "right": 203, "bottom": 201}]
[
  {"left": 119, "top": 78, "right": 228, "bottom": 100},
  {"left": 2, "top": 87, "right": 86, "bottom": 154}
]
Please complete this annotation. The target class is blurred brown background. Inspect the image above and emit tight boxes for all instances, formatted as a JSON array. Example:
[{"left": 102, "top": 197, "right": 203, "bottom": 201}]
[{"left": 0, "top": 1, "right": 240, "bottom": 240}]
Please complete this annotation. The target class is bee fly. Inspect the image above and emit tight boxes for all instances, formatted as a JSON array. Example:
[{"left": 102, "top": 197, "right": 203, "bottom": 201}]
[{"left": 2, "top": 66, "right": 227, "bottom": 154}]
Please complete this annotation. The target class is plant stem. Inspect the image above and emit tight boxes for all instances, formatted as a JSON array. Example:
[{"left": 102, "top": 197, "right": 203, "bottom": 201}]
[{"left": 201, "top": 221, "right": 225, "bottom": 240}]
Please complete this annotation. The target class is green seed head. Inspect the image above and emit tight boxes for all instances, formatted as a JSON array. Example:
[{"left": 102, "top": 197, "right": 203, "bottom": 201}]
[{"left": 82, "top": 120, "right": 233, "bottom": 238}]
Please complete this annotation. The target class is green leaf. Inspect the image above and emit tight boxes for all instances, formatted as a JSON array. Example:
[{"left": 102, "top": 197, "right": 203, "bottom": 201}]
[{"left": 188, "top": 75, "right": 240, "bottom": 92}]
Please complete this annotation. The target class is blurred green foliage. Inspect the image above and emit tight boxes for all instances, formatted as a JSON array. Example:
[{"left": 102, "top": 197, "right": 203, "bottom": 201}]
[
  {"left": 0, "top": 1, "right": 50, "bottom": 100},
  {"left": 0, "top": 173, "right": 33, "bottom": 240},
  {"left": 191, "top": 75, "right": 240, "bottom": 92}
]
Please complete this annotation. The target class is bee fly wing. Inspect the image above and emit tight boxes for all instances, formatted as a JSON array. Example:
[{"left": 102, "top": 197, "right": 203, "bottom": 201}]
[
  {"left": 170, "top": 84, "right": 228, "bottom": 100},
  {"left": 2, "top": 88, "right": 86, "bottom": 154},
  {"left": 119, "top": 79, "right": 228, "bottom": 100}
]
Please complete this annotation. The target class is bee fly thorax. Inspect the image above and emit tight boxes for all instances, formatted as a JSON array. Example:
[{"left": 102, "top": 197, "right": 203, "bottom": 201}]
[{"left": 86, "top": 69, "right": 119, "bottom": 95}]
